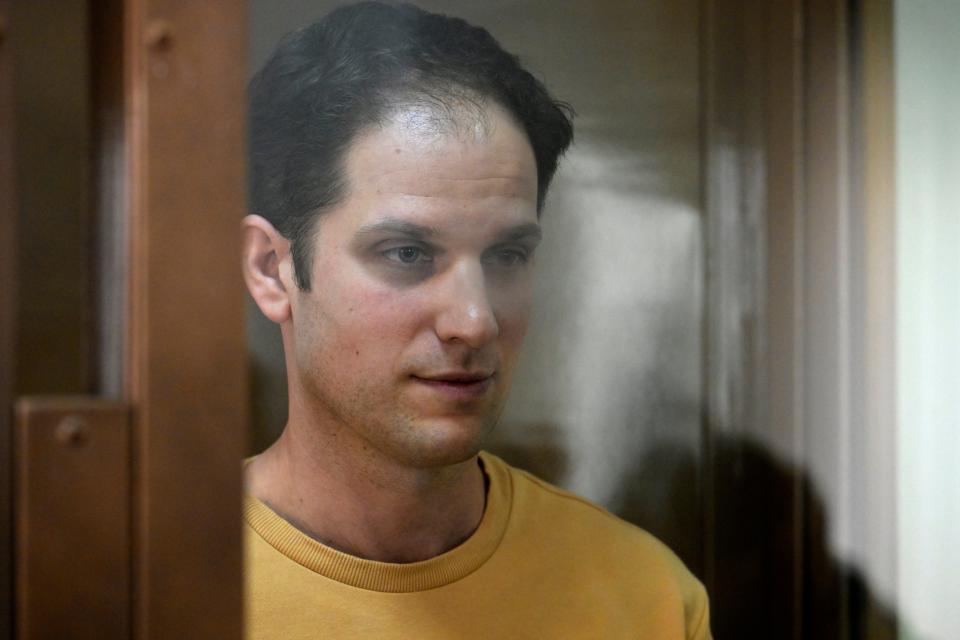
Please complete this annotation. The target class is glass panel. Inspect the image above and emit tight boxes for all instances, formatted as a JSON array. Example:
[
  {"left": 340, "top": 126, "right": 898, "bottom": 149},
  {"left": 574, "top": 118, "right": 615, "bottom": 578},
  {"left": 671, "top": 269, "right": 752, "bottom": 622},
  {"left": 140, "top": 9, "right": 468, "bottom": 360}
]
[{"left": 246, "top": 0, "right": 703, "bottom": 568}]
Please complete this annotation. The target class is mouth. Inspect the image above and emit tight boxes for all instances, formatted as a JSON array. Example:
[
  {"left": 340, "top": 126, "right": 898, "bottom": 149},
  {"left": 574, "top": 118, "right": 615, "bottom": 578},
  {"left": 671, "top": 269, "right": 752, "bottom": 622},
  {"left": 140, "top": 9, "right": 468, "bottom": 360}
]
[{"left": 411, "top": 372, "right": 496, "bottom": 400}]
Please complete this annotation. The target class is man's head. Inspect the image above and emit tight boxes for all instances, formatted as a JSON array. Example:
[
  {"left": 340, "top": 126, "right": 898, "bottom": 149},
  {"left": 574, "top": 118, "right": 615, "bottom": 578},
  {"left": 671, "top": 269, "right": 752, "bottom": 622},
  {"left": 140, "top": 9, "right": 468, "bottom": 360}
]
[
  {"left": 244, "top": 2, "right": 573, "bottom": 469},
  {"left": 248, "top": 0, "right": 573, "bottom": 290}
]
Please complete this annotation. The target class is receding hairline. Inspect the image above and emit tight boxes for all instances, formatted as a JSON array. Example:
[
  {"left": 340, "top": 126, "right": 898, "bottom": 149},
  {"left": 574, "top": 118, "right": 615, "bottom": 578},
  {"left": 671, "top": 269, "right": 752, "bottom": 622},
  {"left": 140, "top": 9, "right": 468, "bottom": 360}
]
[
  {"left": 329, "top": 97, "right": 537, "bottom": 211},
  {"left": 370, "top": 87, "right": 524, "bottom": 146}
]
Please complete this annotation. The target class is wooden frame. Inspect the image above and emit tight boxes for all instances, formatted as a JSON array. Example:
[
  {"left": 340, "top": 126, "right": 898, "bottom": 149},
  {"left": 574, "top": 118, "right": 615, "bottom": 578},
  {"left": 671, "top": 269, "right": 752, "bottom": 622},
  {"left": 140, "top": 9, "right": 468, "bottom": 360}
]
[
  {"left": 119, "top": 1, "right": 248, "bottom": 637},
  {"left": 848, "top": 0, "right": 898, "bottom": 633},
  {"left": 701, "top": 0, "right": 806, "bottom": 634},
  {"left": 703, "top": 0, "right": 898, "bottom": 636},
  {"left": 14, "top": 398, "right": 130, "bottom": 639},
  {"left": 4, "top": 1, "right": 249, "bottom": 636}
]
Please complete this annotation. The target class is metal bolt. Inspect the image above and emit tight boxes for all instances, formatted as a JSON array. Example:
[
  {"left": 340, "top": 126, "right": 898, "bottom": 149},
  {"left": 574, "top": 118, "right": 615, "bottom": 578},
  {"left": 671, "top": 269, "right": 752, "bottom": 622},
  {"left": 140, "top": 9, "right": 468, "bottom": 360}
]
[
  {"left": 145, "top": 20, "right": 173, "bottom": 51},
  {"left": 55, "top": 416, "right": 89, "bottom": 448}
]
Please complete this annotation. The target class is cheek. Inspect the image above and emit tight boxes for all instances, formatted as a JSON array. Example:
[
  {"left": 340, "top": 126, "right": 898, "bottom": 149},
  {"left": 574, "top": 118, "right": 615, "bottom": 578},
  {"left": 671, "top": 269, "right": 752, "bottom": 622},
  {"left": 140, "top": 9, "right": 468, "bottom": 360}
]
[{"left": 322, "top": 282, "right": 430, "bottom": 360}]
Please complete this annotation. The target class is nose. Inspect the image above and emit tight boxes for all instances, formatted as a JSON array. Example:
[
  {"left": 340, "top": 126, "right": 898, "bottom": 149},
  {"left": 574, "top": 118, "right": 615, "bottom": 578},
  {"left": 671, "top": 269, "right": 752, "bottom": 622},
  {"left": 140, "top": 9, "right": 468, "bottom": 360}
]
[{"left": 434, "top": 260, "right": 499, "bottom": 349}]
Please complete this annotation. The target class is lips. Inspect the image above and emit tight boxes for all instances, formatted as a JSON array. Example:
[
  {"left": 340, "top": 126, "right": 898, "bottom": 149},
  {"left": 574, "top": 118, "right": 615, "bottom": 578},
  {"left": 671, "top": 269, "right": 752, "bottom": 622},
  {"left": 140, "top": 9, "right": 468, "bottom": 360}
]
[
  {"left": 419, "top": 371, "right": 494, "bottom": 383},
  {"left": 411, "top": 372, "right": 495, "bottom": 400}
]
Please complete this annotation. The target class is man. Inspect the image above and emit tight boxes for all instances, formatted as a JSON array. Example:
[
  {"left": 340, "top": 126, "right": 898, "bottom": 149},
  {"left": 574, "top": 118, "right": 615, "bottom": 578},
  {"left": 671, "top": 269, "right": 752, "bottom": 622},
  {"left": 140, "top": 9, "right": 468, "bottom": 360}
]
[{"left": 242, "top": 2, "right": 711, "bottom": 638}]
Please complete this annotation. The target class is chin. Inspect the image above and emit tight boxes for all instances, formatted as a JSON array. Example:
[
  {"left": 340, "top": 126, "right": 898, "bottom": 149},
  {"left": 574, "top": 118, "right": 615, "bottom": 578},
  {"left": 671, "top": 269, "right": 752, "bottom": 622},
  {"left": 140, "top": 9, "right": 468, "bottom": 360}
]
[{"left": 390, "top": 415, "right": 494, "bottom": 469}]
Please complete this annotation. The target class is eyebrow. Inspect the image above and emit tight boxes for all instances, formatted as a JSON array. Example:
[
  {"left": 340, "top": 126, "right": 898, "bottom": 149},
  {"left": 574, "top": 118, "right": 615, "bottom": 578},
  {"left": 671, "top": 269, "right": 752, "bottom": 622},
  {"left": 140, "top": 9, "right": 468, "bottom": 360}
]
[
  {"left": 353, "top": 218, "right": 542, "bottom": 244},
  {"left": 353, "top": 218, "right": 438, "bottom": 241},
  {"left": 494, "top": 223, "right": 542, "bottom": 244}
]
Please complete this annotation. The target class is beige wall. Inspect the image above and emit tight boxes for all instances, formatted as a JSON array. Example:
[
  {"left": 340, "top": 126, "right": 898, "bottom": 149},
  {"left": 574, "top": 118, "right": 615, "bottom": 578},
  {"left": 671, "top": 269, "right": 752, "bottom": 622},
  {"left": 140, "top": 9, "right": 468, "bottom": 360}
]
[{"left": 895, "top": 2, "right": 960, "bottom": 638}]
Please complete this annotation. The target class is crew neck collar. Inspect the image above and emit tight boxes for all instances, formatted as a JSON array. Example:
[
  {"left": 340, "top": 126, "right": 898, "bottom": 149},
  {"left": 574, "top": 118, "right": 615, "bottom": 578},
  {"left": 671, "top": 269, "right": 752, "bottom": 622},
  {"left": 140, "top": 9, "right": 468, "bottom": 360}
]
[{"left": 243, "top": 451, "right": 513, "bottom": 593}]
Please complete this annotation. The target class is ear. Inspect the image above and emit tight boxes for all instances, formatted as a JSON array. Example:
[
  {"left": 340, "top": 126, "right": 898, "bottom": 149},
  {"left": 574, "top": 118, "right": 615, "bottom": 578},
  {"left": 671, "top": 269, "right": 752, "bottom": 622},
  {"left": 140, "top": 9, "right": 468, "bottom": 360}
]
[{"left": 242, "top": 215, "right": 295, "bottom": 324}]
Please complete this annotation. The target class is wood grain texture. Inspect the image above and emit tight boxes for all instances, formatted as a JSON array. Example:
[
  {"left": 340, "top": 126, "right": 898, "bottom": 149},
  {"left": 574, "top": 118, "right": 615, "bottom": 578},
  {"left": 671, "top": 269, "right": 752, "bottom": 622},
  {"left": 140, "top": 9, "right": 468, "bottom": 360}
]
[
  {"left": 122, "top": 1, "right": 248, "bottom": 637},
  {"left": 14, "top": 397, "right": 130, "bottom": 640}
]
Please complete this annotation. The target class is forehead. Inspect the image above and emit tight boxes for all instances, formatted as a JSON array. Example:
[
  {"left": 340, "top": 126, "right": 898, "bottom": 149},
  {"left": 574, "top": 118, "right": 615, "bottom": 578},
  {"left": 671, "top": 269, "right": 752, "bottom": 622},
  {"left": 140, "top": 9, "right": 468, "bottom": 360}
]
[{"left": 333, "top": 102, "right": 539, "bottom": 232}]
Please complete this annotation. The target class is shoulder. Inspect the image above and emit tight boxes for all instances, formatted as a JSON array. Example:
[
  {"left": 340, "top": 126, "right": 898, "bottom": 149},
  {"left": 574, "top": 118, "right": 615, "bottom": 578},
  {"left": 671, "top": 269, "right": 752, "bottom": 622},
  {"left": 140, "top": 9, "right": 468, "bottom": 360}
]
[
  {"left": 504, "top": 457, "right": 687, "bottom": 569},
  {"left": 484, "top": 452, "right": 712, "bottom": 638}
]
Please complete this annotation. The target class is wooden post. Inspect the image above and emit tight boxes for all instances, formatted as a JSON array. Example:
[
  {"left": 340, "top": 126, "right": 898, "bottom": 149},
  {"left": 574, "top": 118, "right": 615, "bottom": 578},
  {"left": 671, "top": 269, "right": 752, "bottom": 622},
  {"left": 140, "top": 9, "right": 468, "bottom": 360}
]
[
  {"left": 120, "top": 1, "right": 248, "bottom": 637},
  {"left": 5, "top": 0, "right": 248, "bottom": 636}
]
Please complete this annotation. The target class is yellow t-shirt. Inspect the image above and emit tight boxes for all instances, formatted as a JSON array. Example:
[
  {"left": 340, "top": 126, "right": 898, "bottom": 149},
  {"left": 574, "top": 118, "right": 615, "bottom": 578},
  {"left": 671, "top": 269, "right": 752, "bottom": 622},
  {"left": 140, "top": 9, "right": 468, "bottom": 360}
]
[{"left": 245, "top": 451, "right": 712, "bottom": 639}]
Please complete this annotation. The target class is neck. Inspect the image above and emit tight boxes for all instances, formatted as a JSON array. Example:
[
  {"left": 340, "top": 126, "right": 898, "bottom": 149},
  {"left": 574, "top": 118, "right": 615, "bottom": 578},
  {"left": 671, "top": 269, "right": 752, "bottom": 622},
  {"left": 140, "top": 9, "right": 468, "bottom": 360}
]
[{"left": 246, "top": 417, "right": 487, "bottom": 563}]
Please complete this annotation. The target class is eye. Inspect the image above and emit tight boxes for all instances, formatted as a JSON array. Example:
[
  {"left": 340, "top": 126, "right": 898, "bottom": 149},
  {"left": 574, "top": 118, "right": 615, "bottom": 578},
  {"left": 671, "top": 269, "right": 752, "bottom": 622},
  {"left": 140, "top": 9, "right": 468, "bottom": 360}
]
[
  {"left": 383, "top": 246, "right": 432, "bottom": 265},
  {"left": 484, "top": 247, "right": 531, "bottom": 268}
]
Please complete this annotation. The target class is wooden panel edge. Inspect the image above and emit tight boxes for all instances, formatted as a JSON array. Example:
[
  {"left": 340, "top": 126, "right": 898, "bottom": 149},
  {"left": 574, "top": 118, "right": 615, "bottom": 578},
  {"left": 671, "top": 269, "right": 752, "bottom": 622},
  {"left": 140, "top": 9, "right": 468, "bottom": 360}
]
[
  {"left": 14, "top": 397, "right": 131, "bottom": 640},
  {"left": 124, "top": 1, "right": 248, "bottom": 637}
]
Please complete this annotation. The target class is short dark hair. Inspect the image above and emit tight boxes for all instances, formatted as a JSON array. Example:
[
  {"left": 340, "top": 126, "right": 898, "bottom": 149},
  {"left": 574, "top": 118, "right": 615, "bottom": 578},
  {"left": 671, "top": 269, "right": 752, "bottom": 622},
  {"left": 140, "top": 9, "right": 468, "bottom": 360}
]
[{"left": 248, "top": 1, "right": 574, "bottom": 290}]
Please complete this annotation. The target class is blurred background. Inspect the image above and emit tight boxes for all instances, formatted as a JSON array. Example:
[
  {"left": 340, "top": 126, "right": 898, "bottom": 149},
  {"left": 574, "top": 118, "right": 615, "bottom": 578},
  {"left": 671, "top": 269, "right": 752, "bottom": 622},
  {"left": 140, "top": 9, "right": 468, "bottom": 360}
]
[{"left": 1, "top": 0, "right": 957, "bottom": 638}]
